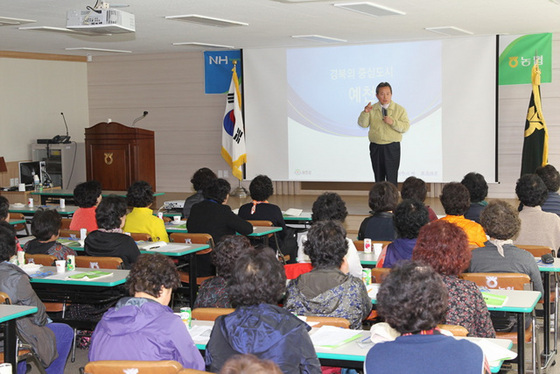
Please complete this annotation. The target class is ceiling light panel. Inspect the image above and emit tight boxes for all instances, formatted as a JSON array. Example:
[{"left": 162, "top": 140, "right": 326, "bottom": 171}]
[
  {"left": 0, "top": 16, "right": 35, "bottom": 26},
  {"left": 165, "top": 14, "right": 248, "bottom": 27},
  {"left": 292, "top": 35, "right": 347, "bottom": 43},
  {"left": 65, "top": 47, "right": 131, "bottom": 53},
  {"left": 425, "top": 26, "right": 473, "bottom": 36},
  {"left": 333, "top": 2, "right": 405, "bottom": 17},
  {"left": 172, "top": 42, "right": 235, "bottom": 49}
]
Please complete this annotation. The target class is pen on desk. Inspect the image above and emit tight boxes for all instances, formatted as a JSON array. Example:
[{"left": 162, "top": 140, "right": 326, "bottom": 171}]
[{"left": 360, "top": 336, "right": 371, "bottom": 344}]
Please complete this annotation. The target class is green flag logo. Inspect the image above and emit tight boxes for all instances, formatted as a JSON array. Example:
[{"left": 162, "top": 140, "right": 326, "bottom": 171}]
[{"left": 499, "top": 33, "right": 552, "bottom": 85}]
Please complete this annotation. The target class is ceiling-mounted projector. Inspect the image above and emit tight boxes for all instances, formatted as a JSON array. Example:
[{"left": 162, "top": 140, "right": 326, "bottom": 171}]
[{"left": 66, "top": 9, "right": 135, "bottom": 33}]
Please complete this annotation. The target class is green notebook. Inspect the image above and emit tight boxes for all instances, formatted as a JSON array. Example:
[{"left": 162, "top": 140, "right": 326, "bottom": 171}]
[
  {"left": 67, "top": 270, "right": 112, "bottom": 281},
  {"left": 482, "top": 292, "right": 508, "bottom": 307}
]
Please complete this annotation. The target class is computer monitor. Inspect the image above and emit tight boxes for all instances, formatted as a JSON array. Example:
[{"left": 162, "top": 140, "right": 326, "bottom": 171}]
[{"left": 19, "top": 161, "right": 45, "bottom": 189}]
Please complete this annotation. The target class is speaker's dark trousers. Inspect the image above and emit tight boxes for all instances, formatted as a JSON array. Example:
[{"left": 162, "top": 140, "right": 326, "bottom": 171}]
[{"left": 369, "top": 141, "right": 400, "bottom": 186}]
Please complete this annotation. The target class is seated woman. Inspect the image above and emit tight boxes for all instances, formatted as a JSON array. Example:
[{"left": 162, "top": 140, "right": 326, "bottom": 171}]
[
  {"left": 461, "top": 172, "right": 489, "bottom": 223},
  {"left": 70, "top": 180, "right": 102, "bottom": 232},
  {"left": 89, "top": 253, "right": 204, "bottom": 370},
  {"left": 238, "top": 175, "right": 288, "bottom": 254},
  {"left": 380, "top": 199, "right": 429, "bottom": 268},
  {"left": 413, "top": 220, "right": 495, "bottom": 338},
  {"left": 297, "top": 192, "right": 363, "bottom": 278},
  {"left": 193, "top": 235, "right": 253, "bottom": 308},
  {"left": 205, "top": 248, "right": 321, "bottom": 373},
  {"left": 358, "top": 181, "right": 398, "bottom": 241},
  {"left": 285, "top": 221, "right": 371, "bottom": 329},
  {"left": 514, "top": 173, "right": 560, "bottom": 251},
  {"left": 183, "top": 167, "right": 217, "bottom": 219},
  {"left": 24, "top": 208, "right": 76, "bottom": 260},
  {"left": 0, "top": 222, "right": 73, "bottom": 374},
  {"left": 85, "top": 195, "right": 141, "bottom": 269},
  {"left": 536, "top": 164, "right": 560, "bottom": 216},
  {"left": 470, "top": 200, "right": 543, "bottom": 295},
  {"left": 123, "top": 180, "right": 169, "bottom": 242},
  {"left": 188, "top": 178, "right": 253, "bottom": 276},
  {"left": 438, "top": 182, "right": 487, "bottom": 247},
  {"left": 238, "top": 175, "right": 285, "bottom": 228},
  {"left": 365, "top": 260, "right": 487, "bottom": 374},
  {"left": 400, "top": 176, "right": 438, "bottom": 221}
]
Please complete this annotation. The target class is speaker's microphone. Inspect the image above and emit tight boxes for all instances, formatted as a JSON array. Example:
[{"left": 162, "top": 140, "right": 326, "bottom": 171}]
[
  {"left": 382, "top": 107, "right": 387, "bottom": 117},
  {"left": 61, "top": 112, "right": 69, "bottom": 137},
  {"left": 132, "top": 111, "right": 149, "bottom": 126}
]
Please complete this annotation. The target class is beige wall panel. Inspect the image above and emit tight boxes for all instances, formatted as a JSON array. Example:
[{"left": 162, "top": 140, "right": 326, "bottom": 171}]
[{"left": 0, "top": 58, "right": 89, "bottom": 162}]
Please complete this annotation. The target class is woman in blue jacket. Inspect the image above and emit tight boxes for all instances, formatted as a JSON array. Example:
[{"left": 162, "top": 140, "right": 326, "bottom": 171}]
[{"left": 205, "top": 248, "right": 321, "bottom": 373}]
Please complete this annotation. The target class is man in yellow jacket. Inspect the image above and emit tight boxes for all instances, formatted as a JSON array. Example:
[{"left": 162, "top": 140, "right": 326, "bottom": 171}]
[{"left": 358, "top": 82, "right": 410, "bottom": 186}]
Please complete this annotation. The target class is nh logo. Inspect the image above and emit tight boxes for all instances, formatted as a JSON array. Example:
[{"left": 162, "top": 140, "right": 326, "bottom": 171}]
[{"left": 209, "top": 56, "right": 229, "bottom": 64}]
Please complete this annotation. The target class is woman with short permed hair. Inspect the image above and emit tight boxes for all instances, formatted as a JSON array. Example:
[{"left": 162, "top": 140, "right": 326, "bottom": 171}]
[
  {"left": 413, "top": 220, "right": 495, "bottom": 338},
  {"left": 205, "top": 248, "right": 321, "bottom": 373},
  {"left": 89, "top": 253, "right": 204, "bottom": 370}
]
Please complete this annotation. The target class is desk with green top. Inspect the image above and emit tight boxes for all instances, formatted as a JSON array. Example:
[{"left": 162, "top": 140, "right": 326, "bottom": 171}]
[
  {"left": 188, "top": 320, "right": 513, "bottom": 372},
  {"left": 9, "top": 204, "right": 78, "bottom": 217},
  {"left": 32, "top": 190, "right": 165, "bottom": 205},
  {"left": 163, "top": 224, "right": 283, "bottom": 247},
  {"left": 370, "top": 288, "right": 540, "bottom": 374},
  {"left": 535, "top": 257, "right": 560, "bottom": 369},
  {"left": 0, "top": 305, "right": 38, "bottom": 374},
  {"left": 60, "top": 239, "right": 210, "bottom": 304}
]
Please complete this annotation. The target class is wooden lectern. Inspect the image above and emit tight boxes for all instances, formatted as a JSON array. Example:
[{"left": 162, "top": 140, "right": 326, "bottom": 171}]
[{"left": 85, "top": 122, "right": 156, "bottom": 191}]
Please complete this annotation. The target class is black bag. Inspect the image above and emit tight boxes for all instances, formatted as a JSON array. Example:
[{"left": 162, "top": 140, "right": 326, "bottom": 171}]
[{"left": 280, "top": 227, "right": 298, "bottom": 264}]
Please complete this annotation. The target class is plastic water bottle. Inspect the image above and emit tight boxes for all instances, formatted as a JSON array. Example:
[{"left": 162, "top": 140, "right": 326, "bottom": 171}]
[{"left": 33, "top": 175, "right": 41, "bottom": 192}]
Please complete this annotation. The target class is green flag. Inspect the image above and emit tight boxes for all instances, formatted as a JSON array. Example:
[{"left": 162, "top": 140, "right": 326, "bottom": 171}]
[
  {"left": 499, "top": 33, "right": 552, "bottom": 85},
  {"left": 521, "top": 64, "right": 548, "bottom": 176}
]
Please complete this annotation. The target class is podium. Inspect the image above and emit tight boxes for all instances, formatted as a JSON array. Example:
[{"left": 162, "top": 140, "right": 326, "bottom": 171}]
[{"left": 85, "top": 122, "right": 156, "bottom": 191}]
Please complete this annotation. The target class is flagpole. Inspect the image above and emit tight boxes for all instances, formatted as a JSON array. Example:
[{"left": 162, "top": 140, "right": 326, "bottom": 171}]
[
  {"left": 230, "top": 179, "right": 248, "bottom": 198},
  {"left": 228, "top": 60, "right": 248, "bottom": 198}
]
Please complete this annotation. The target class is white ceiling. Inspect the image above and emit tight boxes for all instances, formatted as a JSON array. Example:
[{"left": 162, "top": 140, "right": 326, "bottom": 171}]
[{"left": 2, "top": 0, "right": 560, "bottom": 57}]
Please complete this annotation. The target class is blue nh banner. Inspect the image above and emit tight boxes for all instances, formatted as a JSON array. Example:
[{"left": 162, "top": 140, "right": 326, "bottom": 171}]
[{"left": 204, "top": 50, "right": 242, "bottom": 94}]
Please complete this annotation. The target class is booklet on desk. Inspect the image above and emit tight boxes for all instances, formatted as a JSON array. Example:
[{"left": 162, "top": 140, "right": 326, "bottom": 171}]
[
  {"left": 137, "top": 241, "right": 167, "bottom": 250},
  {"left": 67, "top": 270, "right": 113, "bottom": 281},
  {"left": 310, "top": 326, "right": 363, "bottom": 349},
  {"left": 284, "top": 208, "right": 303, "bottom": 216},
  {"left": 481, "top": 292, "right": 508, "bottom": 307}
]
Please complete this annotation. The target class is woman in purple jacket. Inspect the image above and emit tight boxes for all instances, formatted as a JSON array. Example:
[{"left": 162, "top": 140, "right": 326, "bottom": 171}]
[{"left": 89, "top": 254, "right": 204, "bottom": 370}]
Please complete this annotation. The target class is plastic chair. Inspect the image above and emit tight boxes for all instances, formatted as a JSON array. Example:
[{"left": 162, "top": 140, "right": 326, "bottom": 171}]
[
  {"left": 10, "top": 213, "right": 30, "bottom": 235},
  {"left": 516, "top": 244, "right": 555, "bottom": 257},
  {"left": 437, "top": 324, "right": 469, "bottom": 337},
  {"left": 130, "top": 232, "right": 152, "bottom": 242},
  {"left": 192, "top": 307, "right": 235, "bottom": 321},
  {"left": 0, "top": 292, "right": 47, "bottom": 373},
  {"left": 75, "top": 256, "right": 123, "bottom": 269},
  {"left": 460, "top": 272, "right": 538, "bottom": 373},
  {"left": 24, "top": 253, "right": 57, "bottom": 266},
  {"left": 371, "top": 268, "right": 391, "bottom": 283},
  {"left": 59, "top": 229, "right": 82, "bottom": 239},
  {"left": 170, "top": 233, "right": 214, "bottom": 286},
  {"left": 60, "top": 218, "right": 72, "bottom": 230},
  {"left": 83, "top": 360, "right": 184, "bottom": 374},
  {"left": 353, "top": 240, "right": 391, "bottom": 251}
]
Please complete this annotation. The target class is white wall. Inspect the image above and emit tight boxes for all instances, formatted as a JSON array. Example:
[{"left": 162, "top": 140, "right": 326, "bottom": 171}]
[{"left": 0, "top": 58, "right": 89, "bottom": 162}]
